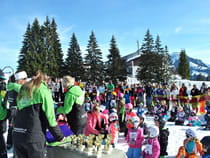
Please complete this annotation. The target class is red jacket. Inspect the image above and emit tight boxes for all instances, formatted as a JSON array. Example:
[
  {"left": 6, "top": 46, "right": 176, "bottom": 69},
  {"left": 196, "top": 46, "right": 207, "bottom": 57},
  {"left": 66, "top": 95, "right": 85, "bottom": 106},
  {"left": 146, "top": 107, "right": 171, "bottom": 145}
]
[{"left": 84, "top": 112, "right": 108, "bottom": 136}]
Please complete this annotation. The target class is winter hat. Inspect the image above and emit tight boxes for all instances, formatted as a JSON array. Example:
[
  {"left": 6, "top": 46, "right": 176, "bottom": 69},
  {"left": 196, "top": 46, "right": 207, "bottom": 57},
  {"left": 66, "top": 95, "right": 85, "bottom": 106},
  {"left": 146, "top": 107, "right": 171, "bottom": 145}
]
[
  {"left": 14, "top": 71, "right": 27, "bottom": 81},
  {"left": 118, "top": 93, "right": 124, "bottom": 98},
  {"left": 112, "top": 91, "right": 117, "bottom": 96},
  {"left": 185, "top": 128, "right": 196, "bottom": 138},
  {"left": 126, "top": 103, "right": 133, "bottom": 109},
  {"left": 148, "top": 125, "right": 159, "bottom": 138},
  {"left": 109, "top": 112, "right": 118, "bottom": 122}
]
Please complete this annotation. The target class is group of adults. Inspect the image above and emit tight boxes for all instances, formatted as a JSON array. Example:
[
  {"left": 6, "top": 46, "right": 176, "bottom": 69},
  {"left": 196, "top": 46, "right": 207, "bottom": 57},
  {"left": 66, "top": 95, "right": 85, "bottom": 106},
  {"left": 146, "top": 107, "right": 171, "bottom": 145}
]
[{"left": 0, "top": 70, "right": 88, "bottom": 158}]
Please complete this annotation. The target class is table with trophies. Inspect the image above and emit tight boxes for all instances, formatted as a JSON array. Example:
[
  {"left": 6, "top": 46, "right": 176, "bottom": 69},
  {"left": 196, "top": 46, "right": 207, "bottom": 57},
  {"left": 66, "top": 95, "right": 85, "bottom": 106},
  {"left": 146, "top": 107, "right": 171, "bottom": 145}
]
[{"left": 47, "top": 134, "right": 127, "bottom": 158}]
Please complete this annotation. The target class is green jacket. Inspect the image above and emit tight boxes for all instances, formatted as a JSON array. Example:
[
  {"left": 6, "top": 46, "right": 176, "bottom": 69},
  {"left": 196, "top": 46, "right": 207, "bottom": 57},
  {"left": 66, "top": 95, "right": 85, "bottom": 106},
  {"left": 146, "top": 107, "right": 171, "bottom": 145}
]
[
  {"left": 7, "top": 82, "right": 21, "bottom": 92},
  {"left": 0, "top": 94, "right": 7, "bottom": 120},
  {"left": 17, "top": 81, "right": 57, "bottom": 127},
  {"left": 57, "top": 85, "right": 84, "bottom": 114}
]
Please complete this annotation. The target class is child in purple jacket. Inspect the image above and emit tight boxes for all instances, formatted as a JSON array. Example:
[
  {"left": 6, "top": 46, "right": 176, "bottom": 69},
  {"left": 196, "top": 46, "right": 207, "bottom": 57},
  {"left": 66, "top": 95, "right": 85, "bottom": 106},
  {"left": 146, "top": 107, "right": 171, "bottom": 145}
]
[
  {"left": 126, "top": 116, "right": 144, "bottom": 158},
  {"left": 142, "top": 125, "right": 160, "bottom": 158}
]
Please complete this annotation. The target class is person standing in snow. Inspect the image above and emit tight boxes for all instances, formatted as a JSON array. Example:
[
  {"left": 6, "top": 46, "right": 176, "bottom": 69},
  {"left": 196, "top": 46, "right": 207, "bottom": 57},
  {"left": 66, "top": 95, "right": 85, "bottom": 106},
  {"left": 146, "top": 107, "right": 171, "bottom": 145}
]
[
  {"left": 190, "top": 84, "right": 200, "bottom": 114},
  {"left": 142, "top": 125, "right": 160, "bottom": 158},
  {"left": 126, "top": 116, "right": 144, "bottom": 158},
  {"left": 108, "top": 112, "right": 119, "bottom": 148},
  {"left": 4, "top": 71, "right": 28, "bottom": 150},
  {"left": 13, "top": 70, "right": 64, "bottom": 158},
  {"left": 154, "top": 115, "right": 169, "bottom": 158},
  {"left": 0, "top": 72, "right": 8, "bottom": 158},
  {"left": 57, "top": 76, "right": 86, "bottom": 135}
]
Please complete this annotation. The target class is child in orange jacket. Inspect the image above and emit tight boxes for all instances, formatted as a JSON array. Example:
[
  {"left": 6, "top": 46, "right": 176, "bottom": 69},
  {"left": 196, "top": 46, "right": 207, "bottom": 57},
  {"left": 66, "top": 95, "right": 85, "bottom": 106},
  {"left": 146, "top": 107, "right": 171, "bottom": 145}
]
[{"left": 176, "top": 128, "right": 204, "bottom": 158}]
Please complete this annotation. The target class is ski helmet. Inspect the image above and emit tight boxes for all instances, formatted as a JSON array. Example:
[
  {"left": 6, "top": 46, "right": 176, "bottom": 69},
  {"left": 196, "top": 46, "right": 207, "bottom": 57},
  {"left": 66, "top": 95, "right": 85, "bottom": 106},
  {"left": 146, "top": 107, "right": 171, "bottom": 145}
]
[
  {"left": 185, "top": 128, "right": 196, "bottom": 138},
  {"left": 109, "top": 112, "right": 118, "bottom": 122},
  {"left": 112, "top": 91, "right": 117, "bottom": 96},
  {"left": 118, "top": 93, "right": 124, "bottom": 98},
  {"left": 110, "top": 100, "right": 117, "bottom": 107},
  {"left": 131, "top": 116, "right": 140, "bottom": 128},
  {"left": 148, "top": 126, "right": 159, "bottom": 138},
  {"left": 126, "top": 103, "right": 133, "bottom": 109}
]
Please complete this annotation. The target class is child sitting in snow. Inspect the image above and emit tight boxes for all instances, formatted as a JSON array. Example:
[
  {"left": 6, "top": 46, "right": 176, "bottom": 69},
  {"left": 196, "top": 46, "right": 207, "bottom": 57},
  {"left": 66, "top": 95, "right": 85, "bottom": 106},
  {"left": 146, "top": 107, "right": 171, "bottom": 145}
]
[
  {"left": 176, "top": 128, "right": 204, "bottom": 158},
  {"left": 175, "top": 106, "right": 186, "bottom": 125},
  {"left": 168, "top": 101, "right": 178, "bottom": 122},
  {"left": 204, "top": 101, "right": 210, "bottom": 130},
  {"left": 142, "top": 125, "right": 160, "bottom": 158},
  {"left": 136, "top": 102, "right": 144, "bottom": 117},
  {"left": 126, "top": 116, "right": 144, "bottom": 158},
  {"left": 187, "top": 111, "right": 202, "bottom": 126}
]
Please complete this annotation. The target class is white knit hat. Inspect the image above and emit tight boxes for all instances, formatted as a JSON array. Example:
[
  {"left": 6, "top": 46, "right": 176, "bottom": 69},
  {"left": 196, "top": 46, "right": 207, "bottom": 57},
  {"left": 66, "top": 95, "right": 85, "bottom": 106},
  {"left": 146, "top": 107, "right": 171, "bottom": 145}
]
[{"left": 15, "top": 71, "right": 27, "bottom": 81}]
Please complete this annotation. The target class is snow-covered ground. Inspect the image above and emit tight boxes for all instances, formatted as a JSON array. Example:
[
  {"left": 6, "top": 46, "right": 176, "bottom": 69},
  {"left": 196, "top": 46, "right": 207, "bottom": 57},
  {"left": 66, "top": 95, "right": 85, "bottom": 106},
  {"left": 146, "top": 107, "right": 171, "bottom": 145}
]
[{"left": 5, "top": 115, "right": 210, "bottom": 158}]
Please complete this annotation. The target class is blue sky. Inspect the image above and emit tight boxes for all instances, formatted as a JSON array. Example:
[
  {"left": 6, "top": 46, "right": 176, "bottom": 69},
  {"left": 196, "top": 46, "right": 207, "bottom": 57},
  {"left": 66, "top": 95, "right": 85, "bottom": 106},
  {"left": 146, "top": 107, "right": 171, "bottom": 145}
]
[{"left": 1, "top": 0, "right": 210, "bottom": 71}]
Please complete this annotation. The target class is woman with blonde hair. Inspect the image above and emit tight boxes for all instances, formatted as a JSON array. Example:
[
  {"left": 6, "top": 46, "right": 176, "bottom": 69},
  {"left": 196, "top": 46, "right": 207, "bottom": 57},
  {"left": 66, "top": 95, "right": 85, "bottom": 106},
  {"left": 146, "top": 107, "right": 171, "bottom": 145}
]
[
  {"left": 57, "top": 75, "right": 86, "bottom": 135},
  {"left": 13, "top": 70, "right": 64, "bottom": 158}
]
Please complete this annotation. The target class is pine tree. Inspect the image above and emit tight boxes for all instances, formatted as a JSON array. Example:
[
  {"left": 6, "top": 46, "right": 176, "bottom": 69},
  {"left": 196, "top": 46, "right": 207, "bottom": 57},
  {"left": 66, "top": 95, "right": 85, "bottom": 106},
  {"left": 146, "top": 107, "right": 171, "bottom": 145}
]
[
  {"left": 137, "top": 31, "right": 172, "bottom": 83},
  {"left": 30, "top": 18, "right": 43, "bottom": 73},
  {"left": 49, "top": 18, "right": 64, "bottom": 77},
  {"left": 154, "top": 35, "right": 164, "bottom": 54},
  {"left": 160, "top": 45, "right": 172, "bottom": 82},
  {"left": 64, "top": 33, "right": 84, "bottom": 80},
  {"left": 137, "top": 30, "right": 158, "bottom": 83},
  {"left": 107, "top": 35, "right": 127, "bottom": 82},
  {"left": 140, "top": 29, "right": 154, "bottom": 54},
  {"left": 17, "top": 17, "right": 64, "bottom": 77},
  {"left": 197, "top": 73, "right": 206, "bottom": 81},
  {"left": 85, "top": 31, "right": 104, "bottom": 83},
  {"left": 177, "top": 49, "right": 190, "bottom": 79},
  {"left": 17, "top": 19, "right": 43, "bottom": 76},
  {"left": 40, "top": 16, "right": 51, "bottom": 74},
  {"left": 17, "top": 24, "right": 32, "bottom": 73}
]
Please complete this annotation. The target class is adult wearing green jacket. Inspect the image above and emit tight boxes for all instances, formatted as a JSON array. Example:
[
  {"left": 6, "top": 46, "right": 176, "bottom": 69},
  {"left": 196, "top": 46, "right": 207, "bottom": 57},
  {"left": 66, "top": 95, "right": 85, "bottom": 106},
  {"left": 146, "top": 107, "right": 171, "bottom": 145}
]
[
  {"left": 4, "top": 71, "right": 27, "bottom": 150},
  {"left": 57, "top": 76, "right": 86, "bottom": 135},
  {"left": 13, "top": 71, "right": 64, "bottom": 158},
  {"left": 0, "top": 71, "right": 8, "bottom": 158}
]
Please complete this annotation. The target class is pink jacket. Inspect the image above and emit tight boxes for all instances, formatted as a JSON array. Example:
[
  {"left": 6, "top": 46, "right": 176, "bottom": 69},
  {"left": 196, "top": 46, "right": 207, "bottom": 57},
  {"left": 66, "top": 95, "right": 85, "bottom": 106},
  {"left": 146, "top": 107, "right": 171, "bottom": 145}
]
[
  {"left": 84, "top": 112, "right": 108, "bottom": 136},
  {"left": 108, "top": 122, "right": 119, "bottom": 144},
  {"left": 143, "top": 137, "right": 160, "bottom": 158},
  {"left": 126, "top": 127, "right": 144, "bottom": 148}
]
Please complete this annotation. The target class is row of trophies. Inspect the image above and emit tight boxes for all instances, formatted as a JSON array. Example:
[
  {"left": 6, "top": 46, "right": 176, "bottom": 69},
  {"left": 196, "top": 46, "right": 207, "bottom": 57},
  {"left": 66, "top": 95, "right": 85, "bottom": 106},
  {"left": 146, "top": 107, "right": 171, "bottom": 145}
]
[{"left": 61, "top": 134, "right": 113, "bottom": 156}]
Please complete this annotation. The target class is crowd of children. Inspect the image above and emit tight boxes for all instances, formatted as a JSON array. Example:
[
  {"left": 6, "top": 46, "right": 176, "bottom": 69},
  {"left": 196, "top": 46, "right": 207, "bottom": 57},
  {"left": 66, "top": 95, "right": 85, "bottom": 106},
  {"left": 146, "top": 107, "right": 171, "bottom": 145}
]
[{"left": 1, "top": 73, "right": 210, "bottom": 158}]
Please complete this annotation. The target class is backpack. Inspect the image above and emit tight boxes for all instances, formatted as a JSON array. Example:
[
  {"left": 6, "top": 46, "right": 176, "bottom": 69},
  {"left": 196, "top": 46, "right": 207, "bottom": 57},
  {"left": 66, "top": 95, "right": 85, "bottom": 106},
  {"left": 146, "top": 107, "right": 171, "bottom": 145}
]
[{"left": 185, "top": 140, "right": 197, "bottom": 154}]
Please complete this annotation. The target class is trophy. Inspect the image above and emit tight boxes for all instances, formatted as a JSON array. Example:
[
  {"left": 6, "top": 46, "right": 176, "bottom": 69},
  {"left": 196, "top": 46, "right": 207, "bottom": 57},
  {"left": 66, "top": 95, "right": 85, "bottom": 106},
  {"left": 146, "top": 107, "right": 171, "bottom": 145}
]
[
  {"left": 70, "top": 135, "right": 78, "bottom": 150},
  {"left": 63, "top": 136, "right": 73, "bottom": 150},
  {"left": 103, "top": 134, "right": 112, "bottom": 154},
  {"left": 93, "top": 135, "right": 103, "bottom": 155},
  {"left": 84, "top": 135, "right": 95, "bottom": 156},
  {"left": 77, "top": 134, "right": 85, "bottom": 152}
]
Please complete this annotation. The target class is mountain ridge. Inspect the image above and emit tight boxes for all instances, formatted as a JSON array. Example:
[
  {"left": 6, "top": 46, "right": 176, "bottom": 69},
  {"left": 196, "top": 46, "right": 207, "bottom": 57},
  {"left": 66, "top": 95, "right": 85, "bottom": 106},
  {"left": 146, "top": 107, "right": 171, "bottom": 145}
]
[{"left": 170, "top": 52, "right": 210, "bottom": 78}]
